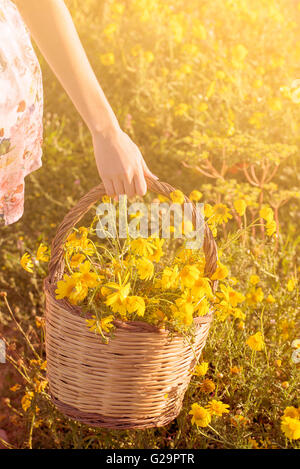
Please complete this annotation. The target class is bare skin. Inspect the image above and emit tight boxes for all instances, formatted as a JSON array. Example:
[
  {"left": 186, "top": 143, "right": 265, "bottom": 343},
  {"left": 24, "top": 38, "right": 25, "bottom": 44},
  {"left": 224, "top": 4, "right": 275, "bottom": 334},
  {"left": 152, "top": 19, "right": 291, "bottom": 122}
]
[{"left": 14, "top": 0, "right": 158, "bottom": 198}]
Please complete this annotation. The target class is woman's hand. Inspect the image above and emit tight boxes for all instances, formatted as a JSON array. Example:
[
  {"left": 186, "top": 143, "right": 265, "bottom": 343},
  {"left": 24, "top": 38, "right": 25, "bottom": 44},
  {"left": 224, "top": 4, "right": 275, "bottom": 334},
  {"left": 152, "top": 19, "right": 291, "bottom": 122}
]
[{"left": 92, "top": 127, "right": 158, "bottom": 198}]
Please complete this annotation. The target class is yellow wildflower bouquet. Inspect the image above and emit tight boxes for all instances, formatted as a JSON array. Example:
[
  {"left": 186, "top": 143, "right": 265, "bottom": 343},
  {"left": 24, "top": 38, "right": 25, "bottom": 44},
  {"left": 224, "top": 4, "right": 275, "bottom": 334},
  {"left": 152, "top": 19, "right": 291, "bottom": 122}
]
[{"left": 54, "top": 191, "right": 219, "bottom": 343}]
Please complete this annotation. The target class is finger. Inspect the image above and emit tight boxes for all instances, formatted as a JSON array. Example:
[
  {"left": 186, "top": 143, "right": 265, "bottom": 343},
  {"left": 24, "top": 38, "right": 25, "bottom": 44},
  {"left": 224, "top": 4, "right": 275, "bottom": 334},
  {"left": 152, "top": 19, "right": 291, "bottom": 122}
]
[
  {"left": 133, "top": 170, "right": 147, "bottom": 196},
  {"left": 141, "top": 158, "right": 159, "bottom": 180},
  {"left": 123, "top": 178, "right": 135, "bottom": 199},
  {"left": 103, "top": 179, "right": 115, "bottom": 197},
  {"left": 113, "top": 178, "right": 125, "bottom": 199}
]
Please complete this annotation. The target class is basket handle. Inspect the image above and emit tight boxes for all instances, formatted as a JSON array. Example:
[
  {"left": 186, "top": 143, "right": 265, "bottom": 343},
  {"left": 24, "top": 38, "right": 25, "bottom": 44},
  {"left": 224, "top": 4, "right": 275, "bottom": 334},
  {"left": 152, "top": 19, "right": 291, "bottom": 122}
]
[{"left": 48, "top": 177, "right": 218, "bottom": 287}]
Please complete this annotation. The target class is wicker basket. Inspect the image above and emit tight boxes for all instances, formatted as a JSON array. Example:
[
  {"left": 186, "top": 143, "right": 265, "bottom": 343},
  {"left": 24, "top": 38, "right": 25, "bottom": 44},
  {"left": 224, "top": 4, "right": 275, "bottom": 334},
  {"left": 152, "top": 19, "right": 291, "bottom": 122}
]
[{"left": 44, "top": 178, "right": 218, "bottom": 429}]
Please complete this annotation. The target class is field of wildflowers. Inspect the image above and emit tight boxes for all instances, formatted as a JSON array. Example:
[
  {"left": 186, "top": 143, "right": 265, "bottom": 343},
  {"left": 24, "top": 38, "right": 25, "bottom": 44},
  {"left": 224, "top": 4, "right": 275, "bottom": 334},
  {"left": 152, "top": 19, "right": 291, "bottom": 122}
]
[{"left": 0, "top": 0, "right": 299, "bottom": 449}]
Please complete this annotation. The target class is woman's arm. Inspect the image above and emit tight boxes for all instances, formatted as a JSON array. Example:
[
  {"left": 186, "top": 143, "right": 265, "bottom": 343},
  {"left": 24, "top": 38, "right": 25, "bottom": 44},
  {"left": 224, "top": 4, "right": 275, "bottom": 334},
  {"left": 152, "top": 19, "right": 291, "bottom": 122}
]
[{"left": 14, "top": 0, "right": 157, "bottom": 197}]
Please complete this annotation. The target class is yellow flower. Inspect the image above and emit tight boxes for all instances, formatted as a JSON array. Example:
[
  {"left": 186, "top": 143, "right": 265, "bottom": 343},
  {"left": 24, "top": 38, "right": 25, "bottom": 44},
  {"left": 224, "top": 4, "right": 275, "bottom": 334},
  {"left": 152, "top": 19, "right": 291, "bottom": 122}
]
[
  {"left": 204, "top": 203, "right": 214, "bottom": 219},
  {"left": 161, "top": 265, "right": 179, "bottom": 290},
  {"left": 21, "top": 391, "right": 34, "bottom": 412},
  {"left": 259, "top": 206, "right": 274, "bottom": 223},
  {"left": 206, "top": 400, "right": 230, "bottom": 416},
  {"left": 171, "top": 298, "right": 194, "bottom": 326},
  {"left": 199, "top": 379, "right": 215, "bottom": 393},
  {"left": 126, "top": 296, "right": 145, "bottom": 317},
  {"left": 211, "top": 263, "right": 229, "bottom": 281},
  {"left": 194, "top": 297, "right": 210, "bottom": 317},
  {"left": 66, "top": 227, "right": 94, "bottom": 254},
  {"left": 216, "top": 284, "right": 245, "bottom": 307},
  {"left": 180, "top": 265, "right": 201, "bottom": 288},
  {"left": 105, "top": 274, "right": 131, "bottom": 307},
  {"left": 191, "top": 277, "right": 213, "bottom": 299},
  {"left": 189, "top": 190, "right": 202, "bottom": 202},
  {"left": 20, "top": 253, "right": 34, "bottom": 273},
  {"left": 130, "top": 238, "right": 156, "bottom": 257},
  {"left": 230, "top": 366, "right": 242, "bottom": 375},
  {"left": 193, "top": 361, "right": 209, "bottom": 377},
  {"left": 283, "top": 406, "right": 300, "bottom": 420},
  {"left": 36, "top": 243, "right": 50, "bottom": 262},
  {"left": 246, "top": 331, "right": 264, "bottom": 351},
  {"left": 137, "top": 258, "right": 154, "bottom": 281},
  {"left": 266, "top": 220, "right": 276, "bottom": 236},
  {"left": 266, "top": 294, "right": 276, "bottom": 303},
  {"left": 189, "top": 403, "right": 211, "bottom": 427},
  {"left": 234, "top": 199, "right": 247, "bottom": 216},
  {"left": 100, "top": 52, "right": 115, "bottom": 66},
  {"left": 246, "top": 287, "right": 264, "bottom": 305},
  {"left": 170, "top": 190, "right": 185, "bottom": 204},
  {"left": 287, "top": 277, "right": 297, "bottom": 292},
  {"left": 69, "top": 253, "right": 86, "bottom": 269},
  {"left": 78, "top": 261, "right": 100, "bottom": 288},
  {"left": 211, "top": 204, "right": 232, "bottom": 224},
  {"left": 148, "top": 238, "right": 164, "bottom": 263},
  {"left": 250, "top": 274, "right": 260, "bottom": 285},
  {"left": 55, "top": 273, "right": 88, "bottom": 305},
  {"left": 10, "top": 384, "right": 21, "bottom": 392},
  {"left": 281, "top": 417, "right": 300, "bottom": 440},
  {"left": 101, "top": 315, "right": 115, "bottom": 333},
  {"left": 86, "top": 314, "right": 115, "bottom": 334}
]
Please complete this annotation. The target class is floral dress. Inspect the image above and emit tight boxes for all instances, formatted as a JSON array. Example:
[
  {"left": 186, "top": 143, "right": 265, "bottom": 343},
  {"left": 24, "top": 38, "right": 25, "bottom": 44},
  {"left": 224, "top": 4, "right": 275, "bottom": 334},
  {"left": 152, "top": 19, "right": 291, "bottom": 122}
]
[{"left": 0, "top": 0, "right": 43, "bottom": 225}]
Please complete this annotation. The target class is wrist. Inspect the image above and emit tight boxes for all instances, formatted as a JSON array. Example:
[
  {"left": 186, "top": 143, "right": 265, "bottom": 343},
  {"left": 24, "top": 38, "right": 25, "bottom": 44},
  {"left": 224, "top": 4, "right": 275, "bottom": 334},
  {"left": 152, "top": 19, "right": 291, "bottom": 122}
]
[{"left": 88, "top": 111, "right": 121, "bottom": 141}]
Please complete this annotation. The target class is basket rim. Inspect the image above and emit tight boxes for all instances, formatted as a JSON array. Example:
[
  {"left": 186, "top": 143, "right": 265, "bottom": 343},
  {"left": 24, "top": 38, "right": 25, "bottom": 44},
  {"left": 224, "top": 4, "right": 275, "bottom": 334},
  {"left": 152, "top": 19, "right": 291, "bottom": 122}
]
[{"left": 44, "top": 276, "right": 214, "bottom": 334}]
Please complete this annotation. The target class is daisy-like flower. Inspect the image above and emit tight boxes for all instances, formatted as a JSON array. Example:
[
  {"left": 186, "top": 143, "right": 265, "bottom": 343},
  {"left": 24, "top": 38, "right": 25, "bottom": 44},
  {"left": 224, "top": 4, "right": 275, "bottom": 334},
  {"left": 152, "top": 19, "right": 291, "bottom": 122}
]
[
  {"left": 105, "top": 273, "right": 131, "bottom": 307},
  {"left": 189, "top": 190, "right": 202, "bottom": 202},
  {"left": 266, "top": 220, "right": 276, "bottom": 236},
  {"left": 211, "top": 262, "right": 229, "bottom": 281},
  {"left": 259, "top": 206, "right": 274, "bottom": 223},
  {"left": 36, "top": 243, "right": 50, "bottom": 262},
  {"left": 234, "top": 199, "right": 247, "bottom": 217},
  {"left": 192, "top": 361, "right": 209, "bottom": 377},
  {"left": 86, "top": 315, "right": 114, "bottom": 334},
  {"left": 180, "top": 264, "right": 200, "bottom": 288},
  {"left": 69, "top": 253, "right": 86, "bottom": 269},
  {"left": 281, "top": 416, "right": 300, "bottom": 440},
  {"left": 170, "top": 190, "right": 185, "bottom": 204},
  {"left": 126, "top": 296, "right": 146, "bottom": 317},
  {"left": 20, "top": 253, "right": 34, "bottom": 273},
  {"left": 206, "top": 399, "right": 230, "bottom": 416},
  {"left": 55, "top": 274, "right": 88, "bottom": 305},
  {"left": 137, "top": 257, "right": 154, "bottom": 281},
  {"left": 161, "top": 265, "right": 179, "bottom": 290},
  {"left": 171, "top": 298, "right": 194, "bottom": 326},
  {"left": 246, "top": 331, "right": 264, "bottom": 351},
  {"left": 245, "top": 287, "right": 264, "bottom": 305},
  {"left": 130, "top": 238, "right": 155, "bottom": 257},
  {"left": 191, "top": 277, "right": 213, "bottom": 299},
  {"left": 216, "top": 284, "right": 245, "bottom": 307},
  {"left": 194, "top": 297, "right": 210, "bottom": 316},
  {"left": 211, "top": 204, "right": 232, "bottom": 224},
  {"left": 189, "top": 403, "right": 211, "bottom": 427},
  {"left": 199, "top": 378, "right": 215, "bottom": 393},
  {"left": 147, "top": 237, "right": 165, "bottom": 263},
  {"left": 249, "top": 274, "right": 260, "bottom": 285},
  {"left": 78, "top": 261, "right": 100, "bottom": 288}
]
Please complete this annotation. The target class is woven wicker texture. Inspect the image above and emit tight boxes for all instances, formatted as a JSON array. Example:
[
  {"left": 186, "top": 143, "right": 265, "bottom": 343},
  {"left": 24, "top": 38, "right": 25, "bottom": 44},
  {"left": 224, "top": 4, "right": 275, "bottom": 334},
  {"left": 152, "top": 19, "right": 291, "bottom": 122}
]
[{"left": 44, "top": 178, "right": 218, "bottom": 429}]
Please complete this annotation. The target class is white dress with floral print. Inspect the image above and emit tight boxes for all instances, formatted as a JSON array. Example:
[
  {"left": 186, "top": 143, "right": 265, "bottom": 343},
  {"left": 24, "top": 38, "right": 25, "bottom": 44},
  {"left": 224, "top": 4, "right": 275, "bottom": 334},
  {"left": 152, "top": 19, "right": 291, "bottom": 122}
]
[{"left": 0, "top": 0, "right": 43, "bottom": 225}]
